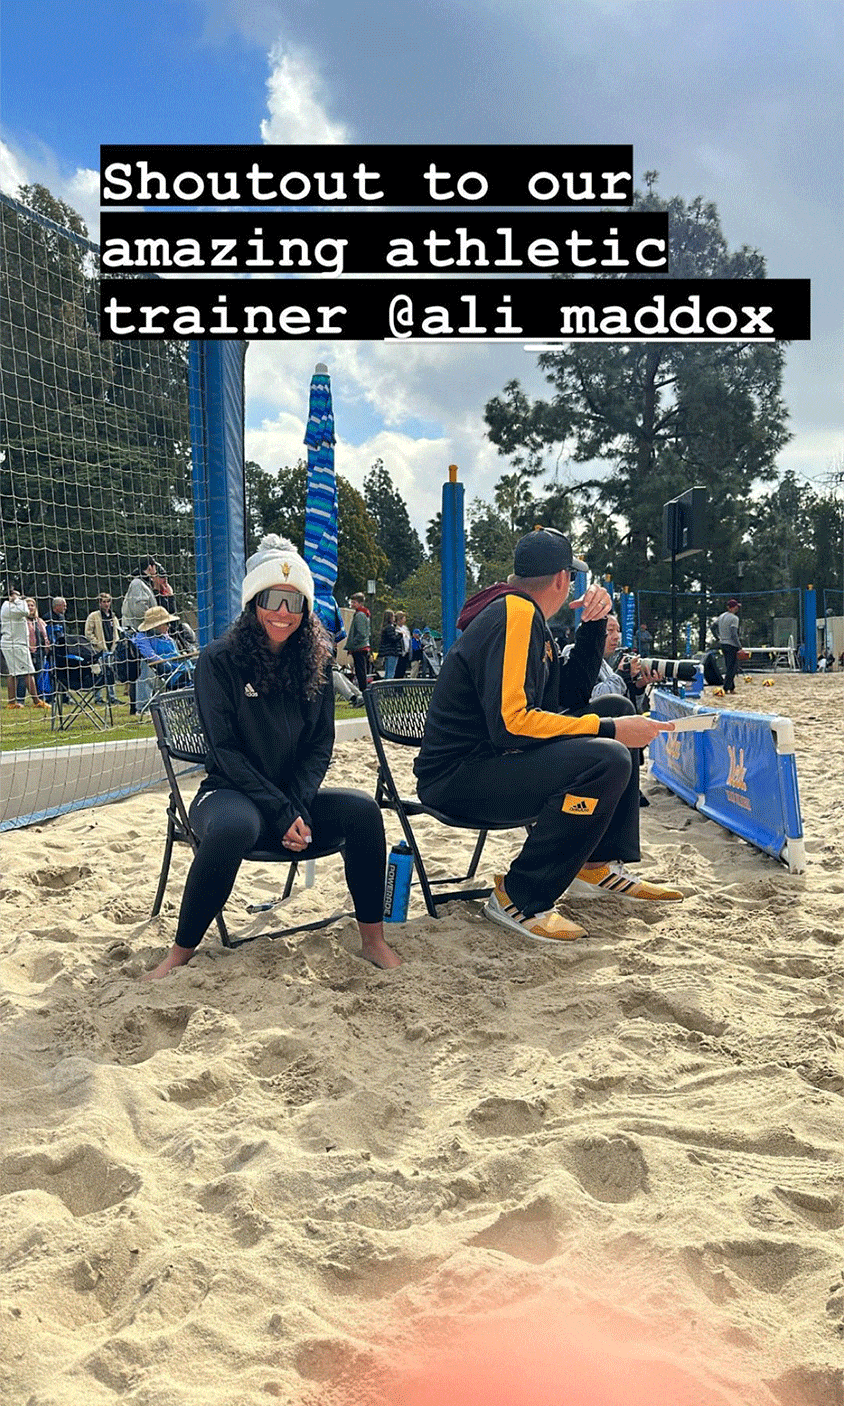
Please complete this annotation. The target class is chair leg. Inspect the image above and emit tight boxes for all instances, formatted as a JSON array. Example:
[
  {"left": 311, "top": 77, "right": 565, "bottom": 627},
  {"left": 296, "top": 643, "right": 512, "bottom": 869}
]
[
  {"left": 394, "top": 810, "right": 440, "bottom": 919},
  {"left": 215, "top": 911, "right": 232, "bottom": 947},
  {"left": 151, "top": 813, "right": 176, "bottom": 917},
  {"left": 282, "top": 862, "right": 298, "bottom": 901},
  {"left": 464, "top": 829, "right": 488, "bottom": 880}
]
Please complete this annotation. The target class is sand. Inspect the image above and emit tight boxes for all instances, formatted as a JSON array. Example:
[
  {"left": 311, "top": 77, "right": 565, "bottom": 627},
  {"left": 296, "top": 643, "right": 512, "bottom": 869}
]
[{"left": 1, "top": 673, "right": 842, "bottom": 1406}]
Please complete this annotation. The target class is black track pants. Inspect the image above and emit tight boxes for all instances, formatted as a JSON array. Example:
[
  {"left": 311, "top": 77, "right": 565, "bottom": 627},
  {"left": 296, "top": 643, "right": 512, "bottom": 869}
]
[
  {"left": 418, "top": 695, "right": 640, "bottom": 917},
  {"left": 721, "top": 644, "right": 739, "bottom": 692},
  {"left": 350, "top": 651, "right": 369, "bottom": 694},
  {"left": 175, "top": 786, "right": 386, "bottom": 948}
]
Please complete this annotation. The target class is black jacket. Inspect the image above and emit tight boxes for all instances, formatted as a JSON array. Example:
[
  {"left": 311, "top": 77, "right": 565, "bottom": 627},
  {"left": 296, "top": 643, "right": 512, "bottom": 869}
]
[
  {"left": 415, "top": 591, "right": 613, "bottom": 791},
  {"left": 195, "top": 634, "right": 333, "bottom": 839}
]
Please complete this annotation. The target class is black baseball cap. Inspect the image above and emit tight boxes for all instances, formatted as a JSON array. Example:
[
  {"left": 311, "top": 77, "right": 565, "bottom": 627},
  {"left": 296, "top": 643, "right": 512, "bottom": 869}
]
[{"left": 513, "top": 527, "right": 587, "bottom": 578}]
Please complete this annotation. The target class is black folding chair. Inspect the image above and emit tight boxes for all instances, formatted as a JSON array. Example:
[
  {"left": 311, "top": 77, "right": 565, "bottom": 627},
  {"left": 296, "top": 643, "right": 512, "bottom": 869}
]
[
  {"left": 50, "top": 638, "right": 113, "bottom": 732},
  {"left": 364, "top": 678, "right": 536, "bottom": 919},
  {"left": 149, "top": 687, "right": 347, "bottom": 948}
]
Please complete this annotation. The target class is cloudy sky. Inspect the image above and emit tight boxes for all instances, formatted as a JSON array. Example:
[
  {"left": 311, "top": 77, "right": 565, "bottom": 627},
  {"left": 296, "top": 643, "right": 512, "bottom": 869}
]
[{"left": 3, "top": 0, "right": 842, "bottom": 538}]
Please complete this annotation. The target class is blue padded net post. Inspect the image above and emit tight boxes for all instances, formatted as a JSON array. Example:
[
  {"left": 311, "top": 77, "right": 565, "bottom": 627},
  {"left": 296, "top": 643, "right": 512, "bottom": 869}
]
[
  {"left": 441, "top": 465, "right": 466, "bottom": 655},
  {"left": 802, "top": 586, "right": 818, "bottom": 672},
  {"left": 189, "top": 342, "right": 247, "bottom": 644}
]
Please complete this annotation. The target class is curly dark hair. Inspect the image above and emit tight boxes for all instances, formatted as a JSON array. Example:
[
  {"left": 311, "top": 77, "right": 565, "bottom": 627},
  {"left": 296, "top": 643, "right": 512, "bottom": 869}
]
[{"left": 227, "top": 600, "right": 331, "bottom": 700}]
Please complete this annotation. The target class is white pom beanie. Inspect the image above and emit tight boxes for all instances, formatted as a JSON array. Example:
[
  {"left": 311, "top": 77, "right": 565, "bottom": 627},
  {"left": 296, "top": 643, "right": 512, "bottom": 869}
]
[{"left": 242, "top": 534, "right": 315, "bottom": 611}]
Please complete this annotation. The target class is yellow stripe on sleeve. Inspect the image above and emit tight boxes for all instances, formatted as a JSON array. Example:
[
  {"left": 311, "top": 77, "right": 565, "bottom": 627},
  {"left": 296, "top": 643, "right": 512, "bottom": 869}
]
[{"left": 500, "top": 596, "right": 601, "bottom": 740}]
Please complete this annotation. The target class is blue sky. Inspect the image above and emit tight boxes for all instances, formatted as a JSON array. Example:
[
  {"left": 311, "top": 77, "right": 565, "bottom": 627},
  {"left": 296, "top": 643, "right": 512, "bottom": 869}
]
[{"left": 3, "top": 0, "right": 842, "bottom": 539}]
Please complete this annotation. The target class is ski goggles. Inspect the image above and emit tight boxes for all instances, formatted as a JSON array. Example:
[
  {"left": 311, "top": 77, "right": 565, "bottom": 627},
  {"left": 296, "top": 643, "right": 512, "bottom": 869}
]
[{"left": 255, "top": 587, "right": 306, "bottom": 613}]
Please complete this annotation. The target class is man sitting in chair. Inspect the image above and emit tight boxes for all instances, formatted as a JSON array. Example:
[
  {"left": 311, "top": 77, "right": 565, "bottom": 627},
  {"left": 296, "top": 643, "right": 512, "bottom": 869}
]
[
  {"left": 135, "top": 606, "right": 194, "bottom": 691},
  {"left": 414, "top": 528, "right": 682, "bottom": 945}
]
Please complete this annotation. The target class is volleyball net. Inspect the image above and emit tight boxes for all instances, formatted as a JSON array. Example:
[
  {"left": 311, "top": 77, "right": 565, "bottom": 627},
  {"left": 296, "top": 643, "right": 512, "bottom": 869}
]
[{"left": 0, "top": 191, "right": 243, "bottom": 829}]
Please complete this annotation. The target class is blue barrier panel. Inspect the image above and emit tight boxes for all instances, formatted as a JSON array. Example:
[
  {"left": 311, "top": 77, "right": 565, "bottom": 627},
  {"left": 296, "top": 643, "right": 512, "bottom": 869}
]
[{"left": 649, "top": 694, "right": 805, "bottom": 873}]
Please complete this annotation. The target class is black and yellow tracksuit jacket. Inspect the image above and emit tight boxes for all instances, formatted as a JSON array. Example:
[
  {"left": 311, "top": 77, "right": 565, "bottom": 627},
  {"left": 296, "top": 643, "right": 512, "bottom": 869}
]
[{"left": 414, "top": 589, "right": 617, "bottom": 791}]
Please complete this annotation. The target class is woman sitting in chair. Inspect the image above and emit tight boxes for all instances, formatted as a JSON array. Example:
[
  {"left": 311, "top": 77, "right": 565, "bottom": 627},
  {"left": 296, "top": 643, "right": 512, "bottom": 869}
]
[
  {"left": 135, "top": 607, "right": 194, "bottom": 690},
  {"left": 146, "top": 536, "right": 401, "bottom": 978}
]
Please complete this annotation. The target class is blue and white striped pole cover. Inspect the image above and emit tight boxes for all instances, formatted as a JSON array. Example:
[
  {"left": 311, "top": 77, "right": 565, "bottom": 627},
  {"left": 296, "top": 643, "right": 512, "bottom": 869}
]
[{"left": 303, "top": 364, "right": 339, "bottom": 631}]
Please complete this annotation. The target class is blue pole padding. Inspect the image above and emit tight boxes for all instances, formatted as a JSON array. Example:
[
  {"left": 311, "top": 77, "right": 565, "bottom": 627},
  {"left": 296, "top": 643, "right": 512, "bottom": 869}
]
[
  {"left": 803, "top": 587, "right": 818, "bottom": 671},
  {"left": 188, "top": 341, "right": 247, "bottom": 644},
  {"left": 188, "top": 343, "right": 212, "bottom": 646},
  {"left": 441, "top": 469, "right": 466, "bottom": 654},
  {"left": 685, "top": 622, "right": 692, "bottom": 656}
]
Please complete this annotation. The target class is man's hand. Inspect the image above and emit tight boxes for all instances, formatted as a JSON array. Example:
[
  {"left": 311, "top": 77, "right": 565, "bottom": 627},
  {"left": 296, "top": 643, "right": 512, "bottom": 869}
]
[
  {"left": 282, "top": 815, "right": 312, "bottom": 851},
  {"left": 612, "top": 715, "right": 675, "bottom": 749},
  {"left": 571, "top": 584, "right": 612, "bottom": 622},
  {"left": 629, "top": 655, "right": 663, "bottom": 686}
]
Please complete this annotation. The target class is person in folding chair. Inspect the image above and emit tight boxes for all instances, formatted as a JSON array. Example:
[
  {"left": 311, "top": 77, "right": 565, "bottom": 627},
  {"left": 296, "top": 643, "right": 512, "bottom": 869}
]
[
  {"left": 414, "top": 528, "right": 683, "bottom": 946},
  {"left": 146, "top": 535, "right": 401, "bottom": 978},
  {"left": 134, "top": 606, "right": 195, "bottom": 699}
]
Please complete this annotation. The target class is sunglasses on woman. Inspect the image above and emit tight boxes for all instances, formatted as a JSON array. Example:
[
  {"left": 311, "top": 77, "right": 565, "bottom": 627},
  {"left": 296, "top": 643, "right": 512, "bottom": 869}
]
[{"left": 255, "top": 587, "right": 306, "bottom": 613}]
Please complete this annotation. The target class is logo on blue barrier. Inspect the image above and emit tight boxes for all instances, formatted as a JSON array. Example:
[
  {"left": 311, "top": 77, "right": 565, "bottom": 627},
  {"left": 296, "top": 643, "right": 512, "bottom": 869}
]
[
  {"left": 649, "top": 695, "right": 805, "bottom": 873},
  {"left": 725, "top": 745, "right": 749, "bottom": 807}
]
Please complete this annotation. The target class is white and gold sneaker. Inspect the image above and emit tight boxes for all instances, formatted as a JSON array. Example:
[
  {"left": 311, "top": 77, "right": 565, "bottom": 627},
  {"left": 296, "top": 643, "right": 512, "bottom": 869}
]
[
  {"left": 484, "top": 875, "right": 586, "bottom": 944},
  {"left": 566, "top": 862, "right": 683, "bottom": 902}
]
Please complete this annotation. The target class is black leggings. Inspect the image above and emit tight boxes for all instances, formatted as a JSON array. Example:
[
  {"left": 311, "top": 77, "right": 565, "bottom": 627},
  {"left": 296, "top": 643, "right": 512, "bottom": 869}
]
[{"left": 175, "top": 786, "right": 386, "bottom": 949}]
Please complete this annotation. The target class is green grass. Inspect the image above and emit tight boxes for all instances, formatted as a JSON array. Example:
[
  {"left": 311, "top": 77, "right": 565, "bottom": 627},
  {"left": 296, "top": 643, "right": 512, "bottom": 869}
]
[
  {"left": 0, "top": 694, "right": 367, "bottom": 753},
  {"left": 0, "top": 696, "right": 154, "bottom": 751}
]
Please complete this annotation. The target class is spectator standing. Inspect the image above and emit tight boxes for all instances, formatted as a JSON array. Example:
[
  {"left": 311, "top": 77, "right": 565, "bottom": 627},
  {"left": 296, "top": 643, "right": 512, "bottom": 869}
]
[
  {"left": 85, "top": 592, "right": 122, "bottom": 703},
  {"left": 120, "top": 560, "right": 159, "bottom": 714},
  {"left": 716, "top": 598, "right": 742, "bottom": 695},
  {"left": 45, "top": 596, "right": 67, "bottom": 648},
  {"left": 347, "top": 591, "right": 372, "bottom": 695},
  {"left": 18, "top": 598, "right": 50, "bottom": 700},
  {"left": 394, "top": 611, "right": 412, "bottom": 678},
  {"left": 378, "top": 609, "right": 402, "bottom": 679},
  {"left": 2, "top": 589, "right": 47, "bottom": 709},
  {"left": 409, "top": 628, "right": 424, "bottom": 677},
  {"left": 120, "top": 559, "right": 159, "bottom": 631}
]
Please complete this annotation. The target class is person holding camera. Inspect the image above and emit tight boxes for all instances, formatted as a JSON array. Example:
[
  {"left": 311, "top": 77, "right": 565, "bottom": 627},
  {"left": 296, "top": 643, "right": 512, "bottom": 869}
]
[{"left": 415, "top": 529, "right": 683, "bottom": 945}]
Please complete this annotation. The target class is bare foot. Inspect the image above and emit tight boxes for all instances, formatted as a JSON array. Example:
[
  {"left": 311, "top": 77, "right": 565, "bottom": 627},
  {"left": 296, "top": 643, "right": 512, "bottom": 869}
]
[
  {"left": 143, "top": 944, "right": 195, "bottom": 980},
  {"left": 360, "top": 934, "right": 402, "bottom": 969}
]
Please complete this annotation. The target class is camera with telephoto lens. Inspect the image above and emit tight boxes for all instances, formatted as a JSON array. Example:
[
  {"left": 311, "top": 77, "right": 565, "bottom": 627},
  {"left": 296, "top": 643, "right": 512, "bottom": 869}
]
[{"left": 641, "top": 658, "right": 698, "bottom": 682}]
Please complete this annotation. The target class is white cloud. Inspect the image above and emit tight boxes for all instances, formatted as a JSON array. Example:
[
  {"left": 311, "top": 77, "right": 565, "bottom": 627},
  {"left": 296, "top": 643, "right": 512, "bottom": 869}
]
[
  {"left": 0, "top": 137, "right": 100, "bottom": 240},
  {"left": 260, "top": 43, "right": 352, "bottom": 146},
  {"left": 0, "top": 140, "right": 28, "bottom": 197}
]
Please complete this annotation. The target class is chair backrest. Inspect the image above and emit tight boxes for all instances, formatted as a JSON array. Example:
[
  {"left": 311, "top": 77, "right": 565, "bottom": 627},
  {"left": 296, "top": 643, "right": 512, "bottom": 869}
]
[
  {"left": 364, "top": 678, "right": 436, "bottom": 748},
  {"left": 149, "top": 686, "right": 206, "bottom": 763}
]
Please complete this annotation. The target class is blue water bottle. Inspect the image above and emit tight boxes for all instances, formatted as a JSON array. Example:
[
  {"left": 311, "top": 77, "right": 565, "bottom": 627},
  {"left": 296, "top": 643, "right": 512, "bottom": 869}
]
[{"left": 384, "top": 841, "right": 413, "bottom": 922}]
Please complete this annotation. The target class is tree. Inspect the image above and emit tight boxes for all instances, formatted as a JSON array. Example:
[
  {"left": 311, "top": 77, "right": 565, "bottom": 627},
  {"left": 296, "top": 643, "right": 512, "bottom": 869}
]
[
  {"left": 483, "top": 183, "right": 791, "bottom": 593},
  {"left": 245, "top": 459, "right": 388, "bottom": 603},
  {"left": 392, "top": 557, "right": 443, "bottom": 632},
  {"left": 363, "top": 458, "right": 423, "bottom": 586}
]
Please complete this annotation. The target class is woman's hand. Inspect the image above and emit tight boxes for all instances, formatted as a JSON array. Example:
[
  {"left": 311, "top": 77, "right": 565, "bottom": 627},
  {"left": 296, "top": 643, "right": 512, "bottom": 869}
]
[
  {"left": 570, "top": 584, "right": 612, "bottom": 621},
  {"left": 282, "top": 816, "right": 312, "bottom": 851}
]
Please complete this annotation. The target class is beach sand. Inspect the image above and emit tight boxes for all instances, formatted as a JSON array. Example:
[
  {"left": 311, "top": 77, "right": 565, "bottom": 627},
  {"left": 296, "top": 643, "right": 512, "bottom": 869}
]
[{"left": 1, "top": 673, "right": 842, "bottom": 1405}]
